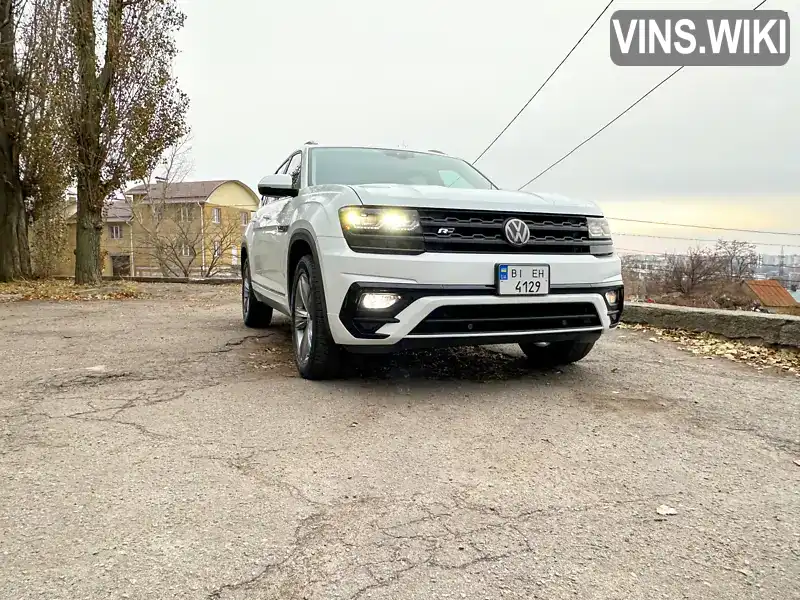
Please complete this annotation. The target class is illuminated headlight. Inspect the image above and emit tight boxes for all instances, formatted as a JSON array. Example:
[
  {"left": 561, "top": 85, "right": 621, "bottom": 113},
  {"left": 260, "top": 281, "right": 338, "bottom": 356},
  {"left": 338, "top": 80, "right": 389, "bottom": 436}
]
[
  {"left": 587, "top": 217, "right": 612, "bottom": 238},
  {"left": 604, "top": 290, "right": 619, "bottom": 306},
  {"left": 360, "top": 292, "right": 402, "bottom": 310},
  {"left": 339, "top": 207, "right": 421, "bottom": 234}
]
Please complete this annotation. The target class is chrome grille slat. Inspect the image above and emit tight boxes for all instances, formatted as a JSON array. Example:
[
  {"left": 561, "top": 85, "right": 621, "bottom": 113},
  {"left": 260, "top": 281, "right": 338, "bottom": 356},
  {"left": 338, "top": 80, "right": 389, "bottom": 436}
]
[{"left": 417, "top": 208, "right": 594, "bottom": 254}]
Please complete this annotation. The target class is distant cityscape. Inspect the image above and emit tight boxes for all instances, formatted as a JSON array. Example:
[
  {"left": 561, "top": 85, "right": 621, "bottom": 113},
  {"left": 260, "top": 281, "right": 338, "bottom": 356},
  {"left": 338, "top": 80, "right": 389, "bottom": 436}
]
[
  {"left": 619, "top": 251, "right": 800, "bottom": 290},
  {"left": 757, "top": 253, "right": 800, "bottom": 285}
]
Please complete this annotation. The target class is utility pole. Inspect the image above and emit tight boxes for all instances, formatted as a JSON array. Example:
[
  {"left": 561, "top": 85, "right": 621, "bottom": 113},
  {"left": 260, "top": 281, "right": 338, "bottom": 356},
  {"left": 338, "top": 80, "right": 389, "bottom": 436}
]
[{"left": 779, "top": 245, "right": 786, "bottom": 284}]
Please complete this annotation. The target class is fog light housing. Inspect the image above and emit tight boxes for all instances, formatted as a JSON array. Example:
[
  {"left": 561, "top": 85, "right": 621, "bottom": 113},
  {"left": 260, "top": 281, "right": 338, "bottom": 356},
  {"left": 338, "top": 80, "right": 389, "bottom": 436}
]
[
  {"left": 604, "top": 290, "right": 619, "bottom": 306},
  {"left": 360, "top": 292, "right": 402, "bottom": 311}
]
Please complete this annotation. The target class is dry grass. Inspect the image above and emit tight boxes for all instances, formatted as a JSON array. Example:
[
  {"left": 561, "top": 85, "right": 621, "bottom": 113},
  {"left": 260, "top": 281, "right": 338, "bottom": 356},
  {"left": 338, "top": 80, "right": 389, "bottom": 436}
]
[
  {"left": 0, "top": 279, "right": 145, "bottom": 302},
  {"left": 620, "top": 323, "right": 800, "bottom": 377}
]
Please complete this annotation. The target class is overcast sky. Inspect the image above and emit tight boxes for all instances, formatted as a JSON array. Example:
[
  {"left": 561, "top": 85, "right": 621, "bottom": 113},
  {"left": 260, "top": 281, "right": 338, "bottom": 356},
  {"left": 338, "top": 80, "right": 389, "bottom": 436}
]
[{"left": 172, "top": 0, "right": 799, "bottom": 253}]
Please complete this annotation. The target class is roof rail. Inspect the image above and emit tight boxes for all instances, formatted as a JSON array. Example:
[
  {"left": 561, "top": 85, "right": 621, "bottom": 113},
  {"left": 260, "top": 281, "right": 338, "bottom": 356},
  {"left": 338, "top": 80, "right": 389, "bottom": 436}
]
[
  {"left": 428, "top": 149, "right": 446, "bottom": 155},
  {"left": 304, "top": 140, "right": 318, "bottom": 145}
]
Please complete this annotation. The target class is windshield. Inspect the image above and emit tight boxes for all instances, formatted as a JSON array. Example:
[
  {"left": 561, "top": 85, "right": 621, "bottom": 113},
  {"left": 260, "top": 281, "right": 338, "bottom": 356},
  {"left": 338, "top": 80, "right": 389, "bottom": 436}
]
[{"left": 308, "top": 147, "right": 495, "bottom": 190}]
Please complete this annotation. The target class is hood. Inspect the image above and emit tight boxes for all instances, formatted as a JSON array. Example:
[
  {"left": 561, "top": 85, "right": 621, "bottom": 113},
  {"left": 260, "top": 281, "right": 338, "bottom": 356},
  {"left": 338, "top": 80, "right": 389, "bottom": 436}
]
[{"left": 349, "top": 184, "right": 603, "bottom": 216}]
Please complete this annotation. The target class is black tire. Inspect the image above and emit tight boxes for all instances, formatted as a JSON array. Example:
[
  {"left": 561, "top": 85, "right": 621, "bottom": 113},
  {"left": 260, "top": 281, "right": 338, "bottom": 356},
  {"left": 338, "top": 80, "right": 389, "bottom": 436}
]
[
  {"left": 242, "top": 257, "right": 273, "bottom": 328},
  {"left": 518, "top": 340, "right": 595, "bottom": 367},
  {"left": 290, "top": 254, "right": 341, "bottom": 380}
]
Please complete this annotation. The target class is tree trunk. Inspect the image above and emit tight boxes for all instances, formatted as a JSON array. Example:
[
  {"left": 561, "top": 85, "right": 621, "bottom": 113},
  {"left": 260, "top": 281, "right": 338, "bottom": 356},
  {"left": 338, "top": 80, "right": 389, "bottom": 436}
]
[
  {"left": 0, "top": 174, "right": 31, "bottom": 282},
  {"left": 74, "top": 171, "right": 104, "bottom": 283},
  {"left": 70, "top": 0, "right": 107, "bottom": 284},
  {"left": 0, "top": 0, "right": 31, "bottom": 281},
  {"left": 0, "top": 129, "right": 30, "bottom": 281}
]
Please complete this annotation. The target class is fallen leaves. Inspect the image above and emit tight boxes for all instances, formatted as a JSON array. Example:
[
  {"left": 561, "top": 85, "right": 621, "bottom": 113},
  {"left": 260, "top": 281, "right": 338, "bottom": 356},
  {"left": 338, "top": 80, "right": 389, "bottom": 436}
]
[
  {"left": 620, "top": 323, "right": 800, "bottom": 376},
  {"left": 0, "top": 279, "right": 144, "bottom": 302}
]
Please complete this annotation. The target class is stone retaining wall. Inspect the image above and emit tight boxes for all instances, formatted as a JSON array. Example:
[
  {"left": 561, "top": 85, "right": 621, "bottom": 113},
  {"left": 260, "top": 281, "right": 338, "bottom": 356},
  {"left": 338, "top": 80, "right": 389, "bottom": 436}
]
[{"left": 622, "top": 302, "right": 800, "bottom": 348}]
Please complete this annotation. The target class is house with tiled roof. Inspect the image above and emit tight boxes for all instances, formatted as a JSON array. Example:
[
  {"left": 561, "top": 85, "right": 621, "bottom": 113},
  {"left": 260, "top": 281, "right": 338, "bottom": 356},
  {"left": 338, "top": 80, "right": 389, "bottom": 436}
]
[
  {"left": 742, "top": 279, "right": 800, "bottom": 316},
  {"left": 57, "top": 180, "right": 259, "bottom": 278},
  {"left": 124, "top": 179, "right": 259, "bottom": 278}
]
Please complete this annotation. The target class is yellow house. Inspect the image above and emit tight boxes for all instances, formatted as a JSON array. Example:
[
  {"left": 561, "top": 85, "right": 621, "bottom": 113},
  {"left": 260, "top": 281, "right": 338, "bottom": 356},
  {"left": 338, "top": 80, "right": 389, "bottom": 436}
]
[
  {"left": 123, "top": 180, "right": 259, "bottom": 277},
  {"left": 57, "top": 180, "right": 259, "bottom": 278}
]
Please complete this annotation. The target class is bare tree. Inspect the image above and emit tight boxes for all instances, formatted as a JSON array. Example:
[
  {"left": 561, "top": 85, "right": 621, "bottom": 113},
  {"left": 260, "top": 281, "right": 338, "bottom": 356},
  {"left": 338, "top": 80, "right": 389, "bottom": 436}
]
[
  {"left": 663, "top": 247, "right": 724, "bottom": 295},
  {"left": 128, "top": 134, "right": 200, "bottom": 277},
  {"left": 620, "top": 254, "right": 641, "bottom": 276},
  {"left": 138, "top": 209, "right": 204, "bottom": 278},
  {"left": 132, "top": 203, "right": 242, "bottom": 278},
  {"left": 128, "top": 135, "right": 242, "bottom": 278},
  {"left": 0, "top": 0, "right": 72, "bottom": 281},
  {"left": 620, "top": 254, "right": 647, "bottom": 298},
  {"left": 715, "top": 239, "right": 758, "bottom": 281},
  {"left": 144, "top": 131, "right": 194, "bottom": 188},
  {"left": 64, "top": 0, "right": 188, "bottom": 284},
  {"left": 200, "top": 214, "right": 242, "bottom": 278}
]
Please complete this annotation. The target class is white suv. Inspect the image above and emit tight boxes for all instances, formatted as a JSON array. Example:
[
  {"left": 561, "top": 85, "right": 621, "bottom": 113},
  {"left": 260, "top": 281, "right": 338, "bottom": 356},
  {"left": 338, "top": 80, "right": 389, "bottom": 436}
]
[{"left": 241, "top": 143, "right": 623, "bottom": 380}]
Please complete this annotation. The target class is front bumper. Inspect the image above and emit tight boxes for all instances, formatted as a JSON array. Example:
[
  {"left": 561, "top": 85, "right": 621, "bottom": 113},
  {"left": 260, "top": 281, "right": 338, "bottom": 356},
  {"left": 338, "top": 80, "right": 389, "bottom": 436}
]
[{"left": 317, "top": 236, "right": 624, "bottom": 349}]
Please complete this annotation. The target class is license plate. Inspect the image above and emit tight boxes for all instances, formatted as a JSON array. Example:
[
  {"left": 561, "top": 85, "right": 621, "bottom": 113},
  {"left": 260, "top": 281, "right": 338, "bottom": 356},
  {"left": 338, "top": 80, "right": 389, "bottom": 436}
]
[{"left": 496, "top": 264, "right": 550, "bottom": 296}]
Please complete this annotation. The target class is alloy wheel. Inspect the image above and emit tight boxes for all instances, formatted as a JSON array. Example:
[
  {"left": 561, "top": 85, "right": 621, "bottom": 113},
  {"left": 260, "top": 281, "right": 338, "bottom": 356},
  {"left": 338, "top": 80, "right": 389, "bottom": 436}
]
[
  {"left": 242, "top": 265, "right": 251, "bottom": 317},
  {"left": 293, "top": 272, "right": 313, "bottom": 365}
]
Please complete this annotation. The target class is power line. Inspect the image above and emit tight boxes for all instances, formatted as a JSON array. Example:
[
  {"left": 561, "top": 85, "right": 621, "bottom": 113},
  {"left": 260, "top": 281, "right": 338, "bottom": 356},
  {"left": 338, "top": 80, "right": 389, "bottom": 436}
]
[
  {"left": 616, "top": 249, "right": 800, "bottom": 269},
  {"left": 613, "top": 231, "right": 799, "bottom": 248},
  {"left": 618, "top": 263, "right": 799, "bottom": 272},
  {"left": 119, "top": 206, "right": 800, "bottom": 241},
  {"left": 517, "top": 0, "right": 770, "bottom": 189},
  {"left": 471, "top": 0, "right": 615, "bottom": 165},
  {"left": 517, "top": 68, "right": 685, "bottom": 189},
  {"left": 607, "top": 217, "right": 800, "bottom": 237}
]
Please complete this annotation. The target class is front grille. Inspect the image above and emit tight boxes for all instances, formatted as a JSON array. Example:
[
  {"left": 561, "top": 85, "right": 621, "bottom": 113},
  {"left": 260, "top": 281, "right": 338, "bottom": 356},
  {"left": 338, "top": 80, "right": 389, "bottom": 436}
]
[
  {"left": 418, "top": 208, "right": 594, "bottom": 254},
  {"left": 410, "top": 302, "right": 601, "bottom": 335}
]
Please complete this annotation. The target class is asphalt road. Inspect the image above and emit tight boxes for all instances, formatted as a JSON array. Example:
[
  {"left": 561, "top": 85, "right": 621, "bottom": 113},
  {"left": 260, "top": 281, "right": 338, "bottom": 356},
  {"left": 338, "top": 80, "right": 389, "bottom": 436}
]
[{"left": 1, "top": 284, "right": 798, "bottom": 600}]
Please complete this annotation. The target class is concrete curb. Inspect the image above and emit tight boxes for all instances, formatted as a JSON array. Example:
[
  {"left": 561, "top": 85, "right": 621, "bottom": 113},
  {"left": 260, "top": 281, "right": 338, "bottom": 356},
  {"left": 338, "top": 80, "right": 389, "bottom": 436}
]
[{"left": 622, "top": 302, "right": 800, "bottom": 348}]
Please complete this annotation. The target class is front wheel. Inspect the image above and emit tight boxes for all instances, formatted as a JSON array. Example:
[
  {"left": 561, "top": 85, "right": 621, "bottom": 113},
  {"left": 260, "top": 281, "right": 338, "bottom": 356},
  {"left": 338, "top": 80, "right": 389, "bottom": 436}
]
[
  {"left": 291, "top": 255, "right": 341, "bottom": 380},
  {"left": 519, "top": 339, "right": 595, "bottom": 367}
]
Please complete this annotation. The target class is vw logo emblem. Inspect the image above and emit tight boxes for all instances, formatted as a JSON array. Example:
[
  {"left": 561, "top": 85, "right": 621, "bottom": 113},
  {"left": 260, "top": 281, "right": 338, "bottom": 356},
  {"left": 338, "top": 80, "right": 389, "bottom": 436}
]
[{"left": 503, "top": 218, "right": 530, "bottom": 246}]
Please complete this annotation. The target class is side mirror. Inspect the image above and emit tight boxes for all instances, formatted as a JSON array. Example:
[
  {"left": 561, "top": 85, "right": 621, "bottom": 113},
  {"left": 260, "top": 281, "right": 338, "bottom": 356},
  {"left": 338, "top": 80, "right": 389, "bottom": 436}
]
[{"left": 257, "top": 174, "right": 297, "bottom": 197}]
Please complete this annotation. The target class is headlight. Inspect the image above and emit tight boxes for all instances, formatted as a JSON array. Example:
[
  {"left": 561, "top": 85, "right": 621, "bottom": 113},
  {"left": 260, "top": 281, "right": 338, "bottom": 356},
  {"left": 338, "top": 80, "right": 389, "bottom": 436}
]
[
  {"left": 586, "top": 217, "right": 612, "bottom": 238},
  {"left": 339, "top": 206, "right": 424, "bottom": 254},
  {"left": 339, "top": 207, "right": 421, "bottom": 234}
]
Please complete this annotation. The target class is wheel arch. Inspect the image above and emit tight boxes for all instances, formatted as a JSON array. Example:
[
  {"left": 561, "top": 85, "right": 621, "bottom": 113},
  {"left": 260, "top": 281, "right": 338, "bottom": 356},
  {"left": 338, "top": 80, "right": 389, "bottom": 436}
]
[{"left": 287, "top": 228, "right": 333, "bottom": 330}]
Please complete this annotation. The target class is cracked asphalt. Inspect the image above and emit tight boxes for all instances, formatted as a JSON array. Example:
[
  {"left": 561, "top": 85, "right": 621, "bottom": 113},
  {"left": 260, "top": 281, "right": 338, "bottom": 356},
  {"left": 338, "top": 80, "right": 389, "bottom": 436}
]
[{"left": 1, "top": 283, "right": 798, "bottom": 600}]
